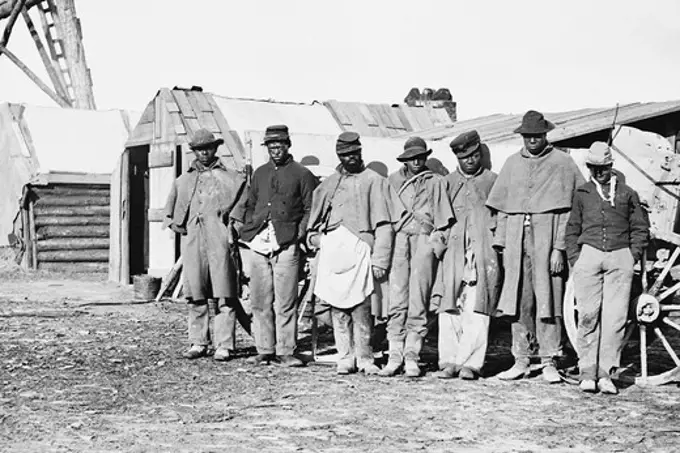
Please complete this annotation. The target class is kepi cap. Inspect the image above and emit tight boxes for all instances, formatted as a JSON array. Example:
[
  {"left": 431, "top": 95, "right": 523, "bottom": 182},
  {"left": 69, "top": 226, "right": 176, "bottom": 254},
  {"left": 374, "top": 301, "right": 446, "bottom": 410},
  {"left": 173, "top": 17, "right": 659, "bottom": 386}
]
[
  {"left": 449, "top": 130, "right": 481, "bottom": 158},
  {"left": 336, "top": 131, "right": 362, "bottom": 155},
  {"left": 262, "top": 124, "right": 290, "bottom": 145}
]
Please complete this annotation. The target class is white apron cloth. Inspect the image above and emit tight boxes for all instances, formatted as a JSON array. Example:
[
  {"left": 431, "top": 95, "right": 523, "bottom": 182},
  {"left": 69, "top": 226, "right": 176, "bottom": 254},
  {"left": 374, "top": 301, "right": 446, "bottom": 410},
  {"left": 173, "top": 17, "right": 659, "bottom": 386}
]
[{"left": 315, "top": 225, "right": 374, "bottom": 309}]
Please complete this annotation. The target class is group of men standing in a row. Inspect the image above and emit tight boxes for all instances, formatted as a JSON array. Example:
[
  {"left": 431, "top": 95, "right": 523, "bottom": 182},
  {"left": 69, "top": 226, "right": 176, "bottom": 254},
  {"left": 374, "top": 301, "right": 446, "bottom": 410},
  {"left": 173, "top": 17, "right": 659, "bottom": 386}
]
[{"left": 165, "top": 109, "right": 649, "bottom": 395}]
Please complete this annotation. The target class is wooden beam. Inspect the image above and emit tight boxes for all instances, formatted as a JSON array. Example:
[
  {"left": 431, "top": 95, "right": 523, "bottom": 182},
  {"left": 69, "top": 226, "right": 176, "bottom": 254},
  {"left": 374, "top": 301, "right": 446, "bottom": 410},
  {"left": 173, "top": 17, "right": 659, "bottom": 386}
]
[
  {"left": 0, "top": 43, "right": 71, "bottom": 107},
  {"left": 22, "top": 7, "right": 69, "bottom": 100},
  {"left": 0, "top": 0, "right": 26, "bottom": 47}
]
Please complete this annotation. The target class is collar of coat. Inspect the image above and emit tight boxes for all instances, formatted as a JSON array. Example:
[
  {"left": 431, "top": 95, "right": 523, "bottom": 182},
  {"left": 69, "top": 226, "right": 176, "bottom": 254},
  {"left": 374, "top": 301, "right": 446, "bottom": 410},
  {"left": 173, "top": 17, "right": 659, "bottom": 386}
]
[
  {"left": 335, "top": 163, "right": 366, "bottom": 175},
  {"left": 520, "top": 144, "right": 554, "bottom": 159},
  {"left": 268, "top": 154, "right": 294, "bottom": 169},
  {"left": 577, "top": 180, "right": 617, "bottom": 194},
  {"left": 189, "top": 158, "right": 227, "bottom": 172},
  {"left": 456, "top": 166, "right": 484, "bottom": 179},
  {"left": 394, "top": 165, "right": 434, "bottom": 189}
]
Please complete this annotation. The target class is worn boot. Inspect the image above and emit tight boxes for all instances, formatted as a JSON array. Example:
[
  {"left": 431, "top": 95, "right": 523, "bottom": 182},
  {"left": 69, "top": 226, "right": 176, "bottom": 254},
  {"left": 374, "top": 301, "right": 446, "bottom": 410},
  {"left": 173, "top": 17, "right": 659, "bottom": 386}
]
[
  {"left": 542, "top": 359, "right": 561, "bottom": 384},
  {"left": 404, "top": 334, "right": 423, "bottom": 378},
  {"left": 496, "top": 358, "right": 530, "bottom": 380},
  {"left": 378, "top": 341, "right": 405, "bottom": 377}
]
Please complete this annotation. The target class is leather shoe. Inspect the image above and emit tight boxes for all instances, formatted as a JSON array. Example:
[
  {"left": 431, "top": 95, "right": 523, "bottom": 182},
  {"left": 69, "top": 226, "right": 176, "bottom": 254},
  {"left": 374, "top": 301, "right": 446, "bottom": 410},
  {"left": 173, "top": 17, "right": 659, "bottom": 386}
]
[
  {"left": 213, "top": 348, "right": 232, "bottom": 362},
  {"left": 579, "top": 379, "right": 597, "bottom": 393},
  {"left": 459, "top": 367, "right": 478, "bottom": 380},
  {"left": 247, "top": 353, "right": 275, "bottom": 366},
  {"left": 497, "top": 361, "right": 530, "bottom": 380},
  {"left": 183, "top": 345, "right": 208, "bottom": 360},
  {"left": 598, "top": 377, "right": 619, "bottom": 395},
  {"left": 542, "top": 364, "right": 562, "bottom": 384},
  {"left": 276, "top": 355, "right": 304, "bottom": 367},
  {"left": 434, "top": 366, "right": 459, "bottom": 379}
]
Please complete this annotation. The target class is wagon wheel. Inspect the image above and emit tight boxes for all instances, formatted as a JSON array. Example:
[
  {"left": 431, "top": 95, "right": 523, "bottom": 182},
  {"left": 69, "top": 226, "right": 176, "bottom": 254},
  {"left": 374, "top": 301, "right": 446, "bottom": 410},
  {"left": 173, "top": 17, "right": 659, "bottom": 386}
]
[{"left": 564, "top": 248, "right": 680, "bottom": 386}]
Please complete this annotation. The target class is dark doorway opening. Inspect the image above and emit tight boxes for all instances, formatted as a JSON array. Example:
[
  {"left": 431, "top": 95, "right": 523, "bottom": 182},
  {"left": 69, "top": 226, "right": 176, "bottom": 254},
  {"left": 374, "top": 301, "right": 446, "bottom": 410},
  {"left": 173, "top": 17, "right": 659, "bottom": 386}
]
[{"left": 128, "top": 146, "right": 149, "bottom": 277}]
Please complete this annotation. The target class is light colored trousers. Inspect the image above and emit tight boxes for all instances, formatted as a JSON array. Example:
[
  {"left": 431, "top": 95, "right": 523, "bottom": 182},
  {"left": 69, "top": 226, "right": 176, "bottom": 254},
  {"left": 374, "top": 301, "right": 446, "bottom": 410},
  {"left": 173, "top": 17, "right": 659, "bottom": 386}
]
[
  {"left": 438, "top": 284, "right": 490, "bottom": 372},
  {"left": 573, "top": 245, "right": 633, "bottom": 380},
  {"left": 332, "top": 298, "right": 374, "bottom": 370},
  {"left": 249, "top": 245, "right": 300, "bottom": 356},
  {"left": 188, "top": 298, "right": 237, "bottom": 350},
  {"left": 388, "top": 233, "right": 437, "bottom": 349}
]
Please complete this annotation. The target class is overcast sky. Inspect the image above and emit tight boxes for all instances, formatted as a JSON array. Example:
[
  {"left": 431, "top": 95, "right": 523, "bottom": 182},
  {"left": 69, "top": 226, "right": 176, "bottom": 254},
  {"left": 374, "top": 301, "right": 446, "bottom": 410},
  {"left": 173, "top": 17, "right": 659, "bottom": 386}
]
[{"left": 1, "top": 0, "right": 679, "bottom": 119}]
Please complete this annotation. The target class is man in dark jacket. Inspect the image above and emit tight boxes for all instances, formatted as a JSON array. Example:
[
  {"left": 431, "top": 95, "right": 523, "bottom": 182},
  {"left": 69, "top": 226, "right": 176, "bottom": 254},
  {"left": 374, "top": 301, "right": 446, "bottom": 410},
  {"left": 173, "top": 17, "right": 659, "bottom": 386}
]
[
  {"left": 565, "top": 142, "right": 649, "bottom": 394},
  {"left": 239, "top": 125, "right": 318, "bottom": 367}
]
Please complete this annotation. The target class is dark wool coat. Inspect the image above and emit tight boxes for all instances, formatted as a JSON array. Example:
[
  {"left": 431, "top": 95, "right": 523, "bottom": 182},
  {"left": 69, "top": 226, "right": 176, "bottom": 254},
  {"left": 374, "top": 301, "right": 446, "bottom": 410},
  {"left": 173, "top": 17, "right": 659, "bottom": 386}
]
[
  {"left": 486, "top": 147, "right": 585, "bottom": 319},
  {"left": 436, "top": 168, "right": 501, "bottom": 315},
  {"left": 164, "top": 159, "right": 246, "bottom": 300}
]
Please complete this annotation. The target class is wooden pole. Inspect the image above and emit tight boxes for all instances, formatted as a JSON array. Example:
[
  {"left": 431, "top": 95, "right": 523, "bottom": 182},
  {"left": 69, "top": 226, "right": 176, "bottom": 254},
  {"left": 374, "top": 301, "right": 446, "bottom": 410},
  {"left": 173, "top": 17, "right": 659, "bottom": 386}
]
[
  {"left": 21, "top": 8, "right": 69, "bottom": 100},
  {"left": 0, "top": 0, "right": 26, "bottom": 47},
  {"left": 28, "top": 199, "right": 38, "bottom": 270},
  {"left": 0, "top": 44, "right": 71, "bottom": 107}
]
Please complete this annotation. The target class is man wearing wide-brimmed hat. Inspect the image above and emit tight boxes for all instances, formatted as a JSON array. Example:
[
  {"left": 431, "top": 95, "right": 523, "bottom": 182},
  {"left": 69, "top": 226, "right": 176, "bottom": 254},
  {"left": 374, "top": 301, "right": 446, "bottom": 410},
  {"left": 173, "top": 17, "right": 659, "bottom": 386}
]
[
  {"left": 307, "top": 131, "right": 403, "bottom": 375},
  {"left": 164, "top": 128, "right": 247, "bottom": 361},
  {"left": 565, "top": 142, "right": 648, "bottom": 394},
  {"left": 434, "top": 130, "right": 501, "bottom": 381},
  {"left": 239, "top": 125, "right": 318, "bottom": 367},
  {"left": 379, "top": 137, "right": 453, "bottom": 378},
  {"left": 486, "top": 110, "right": 585, "bottom": 382}
]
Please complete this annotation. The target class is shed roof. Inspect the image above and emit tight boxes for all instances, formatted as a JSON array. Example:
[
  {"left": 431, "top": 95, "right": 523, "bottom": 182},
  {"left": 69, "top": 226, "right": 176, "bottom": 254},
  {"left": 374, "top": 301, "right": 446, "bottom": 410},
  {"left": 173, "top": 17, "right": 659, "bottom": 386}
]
[
  {"left": 323, "top": 99, "right": 455, "bottom": 138},
  {"left": 409, "top": 101, "right": 680, "bottom": 145},
  {"left": 126, "top": 88, "right": 343, "bottom": 170}
]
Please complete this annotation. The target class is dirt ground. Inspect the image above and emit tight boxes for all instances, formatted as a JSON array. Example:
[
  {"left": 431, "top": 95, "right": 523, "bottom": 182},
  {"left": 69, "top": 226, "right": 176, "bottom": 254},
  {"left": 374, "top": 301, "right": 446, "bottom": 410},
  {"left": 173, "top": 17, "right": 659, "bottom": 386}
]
[{"left": 1, "top": 271, "right": 679, "bottom": 453}]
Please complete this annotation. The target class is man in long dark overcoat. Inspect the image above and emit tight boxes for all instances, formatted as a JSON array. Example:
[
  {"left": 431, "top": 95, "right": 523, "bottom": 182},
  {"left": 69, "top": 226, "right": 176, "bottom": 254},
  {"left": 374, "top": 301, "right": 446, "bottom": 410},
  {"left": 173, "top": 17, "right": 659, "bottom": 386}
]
[
  {"left": 434, "top": 130, "right": 501, "bottom": 380},
  {"left": 486, "top": 111, "right": 584, "bottom": 382},
  {"left": 164, "top": 128, "right": 246, "bottom": 361}
]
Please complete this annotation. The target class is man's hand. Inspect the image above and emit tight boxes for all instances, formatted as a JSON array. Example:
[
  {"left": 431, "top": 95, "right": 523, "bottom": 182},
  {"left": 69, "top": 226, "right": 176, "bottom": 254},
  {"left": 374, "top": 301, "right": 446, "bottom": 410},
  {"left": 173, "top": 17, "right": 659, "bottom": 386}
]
[
  {"left": 227, "top": 223, "right": 236, "bottom": 245},
  {"left": 169, "top": 224, "right": 187, "bottom": 235},
  {"left": 550, "top": 249, "right": 564, "bottom": 275},
  {"left": 308, "top": 234, "right": 321, "bottom": 249},
  {"left": 372, "top": 266, "right": 386, "bottom": 280}
]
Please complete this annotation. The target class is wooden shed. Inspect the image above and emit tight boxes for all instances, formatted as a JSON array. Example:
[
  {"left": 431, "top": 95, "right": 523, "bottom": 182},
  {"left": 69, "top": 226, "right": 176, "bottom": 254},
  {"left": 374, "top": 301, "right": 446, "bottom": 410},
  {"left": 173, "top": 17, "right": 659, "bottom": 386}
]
[
  {"left": 109, "top": 87, "right": 248, "bottom": 284},
  {"left": 0, "top": 102, "right": 136, "bottom": 272}
]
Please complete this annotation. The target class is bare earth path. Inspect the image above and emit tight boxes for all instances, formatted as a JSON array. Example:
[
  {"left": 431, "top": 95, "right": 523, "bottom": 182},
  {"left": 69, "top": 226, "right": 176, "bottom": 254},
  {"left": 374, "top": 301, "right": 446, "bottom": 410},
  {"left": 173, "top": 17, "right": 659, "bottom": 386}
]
[{"left": 0, "top": 271, "right": 679, "bottom": 452}]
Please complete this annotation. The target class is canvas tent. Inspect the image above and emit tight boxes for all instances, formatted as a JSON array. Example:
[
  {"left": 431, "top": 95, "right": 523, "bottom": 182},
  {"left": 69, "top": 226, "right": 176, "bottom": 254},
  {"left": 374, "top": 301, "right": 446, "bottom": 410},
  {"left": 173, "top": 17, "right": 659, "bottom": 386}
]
[{"left": 0, "top": 102, "right": 138, "bottom": 271}]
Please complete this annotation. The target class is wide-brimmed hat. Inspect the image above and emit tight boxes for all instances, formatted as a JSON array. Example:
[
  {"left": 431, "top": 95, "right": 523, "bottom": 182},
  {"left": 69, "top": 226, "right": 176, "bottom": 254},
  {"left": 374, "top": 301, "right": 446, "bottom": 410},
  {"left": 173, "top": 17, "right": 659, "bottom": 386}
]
[
  {"left": 449, "top": 130, "right": 481, "bottom": 158},
  {"left": 336, "top": 131, "right": 362, "bottom": 155},
  {"left": 513, "top": 110, "right": 555, "bottom": 135},
  {"left": 189, "top": 128, "right": 224, "bottom": 150},
  {"left": 262, "top": 124, "right": 290, "bottom": 145},
  {"left": 586, "top": 141, "right": 615, "bottom": 166},
  {"left": 397, "top": 136, "right": 432, "bottom": 162}
]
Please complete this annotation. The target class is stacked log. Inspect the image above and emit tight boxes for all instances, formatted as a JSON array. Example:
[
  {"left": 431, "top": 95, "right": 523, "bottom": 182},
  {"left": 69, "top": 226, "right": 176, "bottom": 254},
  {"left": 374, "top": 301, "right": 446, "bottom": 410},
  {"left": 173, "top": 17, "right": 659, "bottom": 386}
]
[{"left": 31, "top": 184, "right": 110, "bottom": 273}]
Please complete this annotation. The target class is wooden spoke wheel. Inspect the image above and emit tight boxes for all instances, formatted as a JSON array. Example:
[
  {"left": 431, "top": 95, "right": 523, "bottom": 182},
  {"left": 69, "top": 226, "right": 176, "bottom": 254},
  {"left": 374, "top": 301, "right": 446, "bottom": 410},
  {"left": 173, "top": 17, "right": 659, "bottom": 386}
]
[{"left": 564, "top": 247, "right": 680, "bottom": 386}]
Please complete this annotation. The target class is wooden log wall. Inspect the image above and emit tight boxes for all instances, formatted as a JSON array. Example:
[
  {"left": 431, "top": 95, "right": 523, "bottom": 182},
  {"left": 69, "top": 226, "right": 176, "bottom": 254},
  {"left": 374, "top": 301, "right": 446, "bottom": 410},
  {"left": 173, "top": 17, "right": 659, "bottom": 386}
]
[{"left": 30, "top": 183, "right": 110, "bottom": 273}]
